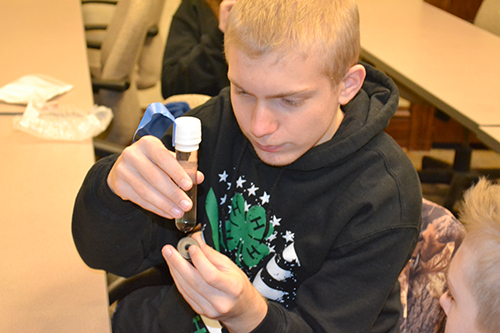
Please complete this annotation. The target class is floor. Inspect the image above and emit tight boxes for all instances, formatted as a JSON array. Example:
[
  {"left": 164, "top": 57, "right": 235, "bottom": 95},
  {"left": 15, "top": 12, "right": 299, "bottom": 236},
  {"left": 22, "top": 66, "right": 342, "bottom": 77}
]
[{"left": 404, "top": 148, "right": 500, "bottom": 211}]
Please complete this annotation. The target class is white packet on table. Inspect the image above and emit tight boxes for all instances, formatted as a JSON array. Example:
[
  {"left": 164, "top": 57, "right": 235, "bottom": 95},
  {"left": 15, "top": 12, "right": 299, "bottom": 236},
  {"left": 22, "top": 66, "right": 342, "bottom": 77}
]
[{"left": 0, "top": 74, "right": 73, "bottom": 104}]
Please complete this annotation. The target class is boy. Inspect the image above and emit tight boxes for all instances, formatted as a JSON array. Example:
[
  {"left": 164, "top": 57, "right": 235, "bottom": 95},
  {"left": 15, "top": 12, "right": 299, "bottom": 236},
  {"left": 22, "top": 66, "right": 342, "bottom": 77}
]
[
  {"left": 440, "top": 178, "right": 500, "bottom": 333},
  {"left": 73, "top": 0, "right": 422, "bottom": 331}
]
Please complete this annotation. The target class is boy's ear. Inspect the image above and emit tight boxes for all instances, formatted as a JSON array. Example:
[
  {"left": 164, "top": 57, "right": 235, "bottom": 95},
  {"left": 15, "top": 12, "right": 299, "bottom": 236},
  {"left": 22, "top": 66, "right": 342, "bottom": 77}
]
[{"left": 338, "top": 64, "right": 366, "bottom": 105}]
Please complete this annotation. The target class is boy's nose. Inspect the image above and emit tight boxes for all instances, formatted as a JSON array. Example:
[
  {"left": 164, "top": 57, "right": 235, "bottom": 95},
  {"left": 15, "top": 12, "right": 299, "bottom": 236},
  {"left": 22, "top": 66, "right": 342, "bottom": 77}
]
[{"left": 250, "top": 104, "right": 278, "bottom": 138}]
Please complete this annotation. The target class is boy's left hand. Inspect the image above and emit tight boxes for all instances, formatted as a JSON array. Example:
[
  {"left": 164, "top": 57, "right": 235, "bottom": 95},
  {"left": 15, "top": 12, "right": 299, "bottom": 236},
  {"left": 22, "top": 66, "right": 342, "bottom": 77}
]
[{"left": 162, "top": 232, "right": 267, "bottom": 333}]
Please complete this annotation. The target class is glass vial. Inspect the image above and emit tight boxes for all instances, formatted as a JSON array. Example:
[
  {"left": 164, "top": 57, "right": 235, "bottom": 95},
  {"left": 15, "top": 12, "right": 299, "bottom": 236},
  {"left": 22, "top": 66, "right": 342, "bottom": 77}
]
[{"left": 174, "top": 116, "right": 202, "bottom": 233}]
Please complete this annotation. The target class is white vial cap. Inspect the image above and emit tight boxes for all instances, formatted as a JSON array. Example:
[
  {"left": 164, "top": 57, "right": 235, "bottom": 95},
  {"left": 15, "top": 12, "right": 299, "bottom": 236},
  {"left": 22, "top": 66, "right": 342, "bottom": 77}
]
[{"left": 174, "top": 116, "right": 202, "bottom": 152}]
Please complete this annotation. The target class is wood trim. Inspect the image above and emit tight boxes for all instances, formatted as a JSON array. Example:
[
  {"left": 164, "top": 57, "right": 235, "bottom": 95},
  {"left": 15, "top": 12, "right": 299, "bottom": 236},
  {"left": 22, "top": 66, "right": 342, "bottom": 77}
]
[
  {"left": 408, "top": 103, "right": 436, "bottom": 150},
  {"left": 424, "top": 0, "right": 484, "bottom": 22}
]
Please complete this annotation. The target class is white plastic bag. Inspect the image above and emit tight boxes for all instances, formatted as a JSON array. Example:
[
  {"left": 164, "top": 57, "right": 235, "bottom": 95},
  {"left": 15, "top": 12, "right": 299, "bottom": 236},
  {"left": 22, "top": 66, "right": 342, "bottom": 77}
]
[
  {"left": 0, "top": 74, "right": 73, "bottom": 104},
  {"left": 13, "top": 98, "right": 113, "bottom": 141}
]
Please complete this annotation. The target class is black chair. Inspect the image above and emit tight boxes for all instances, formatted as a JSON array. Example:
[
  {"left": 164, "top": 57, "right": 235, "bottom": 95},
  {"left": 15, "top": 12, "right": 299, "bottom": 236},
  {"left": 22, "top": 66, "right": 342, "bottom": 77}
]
[{"left": 108, "top": 264, "right": 172, "bottom": 306}]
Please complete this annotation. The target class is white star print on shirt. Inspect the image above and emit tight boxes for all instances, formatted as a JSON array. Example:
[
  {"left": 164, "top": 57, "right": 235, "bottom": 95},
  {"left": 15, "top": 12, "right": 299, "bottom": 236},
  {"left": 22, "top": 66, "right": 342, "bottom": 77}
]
[
  {"left": 283, "top": 230, "right": 295, "bottom": 243},
  {"left": 247, "top": 184, "right": 259, "bottom": 196},
  {"left": 218, "top": 171, "right": 228, "bottom": 182},
  {"left": 271, "top": 216, "right": 281, "bottom": 227},
  {"left": 220, "top": 194, "right": 227, "bottom": 205},
  {"left": 260, "top": 192, "right": 270, "bottom": 205},
  {"left": 236, "top": 176, "right": 247, "bottom": 188}
]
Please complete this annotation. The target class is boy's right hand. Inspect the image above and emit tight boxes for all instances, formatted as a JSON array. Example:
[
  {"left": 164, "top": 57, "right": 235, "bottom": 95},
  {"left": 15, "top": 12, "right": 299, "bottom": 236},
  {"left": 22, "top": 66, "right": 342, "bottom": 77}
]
[{"left": 107, "top": 136, "right": 204, "bottom": 219}]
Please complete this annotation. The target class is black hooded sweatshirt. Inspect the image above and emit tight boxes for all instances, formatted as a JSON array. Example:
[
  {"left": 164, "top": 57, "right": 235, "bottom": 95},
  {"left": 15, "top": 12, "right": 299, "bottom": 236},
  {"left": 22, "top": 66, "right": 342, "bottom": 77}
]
[
  {"left": 73, "top": 64, "right": 422, "bottom": 332},
  {"left": 161, "top": 0, "right": 229, "bottom": 99}
]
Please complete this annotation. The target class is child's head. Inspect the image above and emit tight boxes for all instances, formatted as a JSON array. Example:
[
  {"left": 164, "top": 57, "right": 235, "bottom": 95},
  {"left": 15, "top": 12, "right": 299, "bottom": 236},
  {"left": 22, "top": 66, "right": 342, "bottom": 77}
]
[
  {"left": 440, "top": 178, "right": 500, "bottom": 333},
  {"left": 224, "top": 0, "right": 360, "bottom": 86},
  {"left": 222, "top": 0, "right": 365, "bottom": 166}
]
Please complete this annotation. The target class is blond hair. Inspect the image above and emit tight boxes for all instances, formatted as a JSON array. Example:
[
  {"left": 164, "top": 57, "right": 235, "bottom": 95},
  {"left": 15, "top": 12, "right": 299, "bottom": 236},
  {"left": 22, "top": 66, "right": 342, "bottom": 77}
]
[
  {"left": 458, "top": 178, "right": 500, "bottom": 333},
  {"left": 224, "top": 0, "right": 360, "bottom": 85}
]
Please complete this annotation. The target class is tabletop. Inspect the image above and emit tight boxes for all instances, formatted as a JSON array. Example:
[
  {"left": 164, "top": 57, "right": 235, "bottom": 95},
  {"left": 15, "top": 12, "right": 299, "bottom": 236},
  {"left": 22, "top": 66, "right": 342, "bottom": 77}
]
[
  {"left": 476, "top": 126, "right": 500, "bottom": 154},
  {"left": 356, "top": 0, "right": 500, "bottom": 133},
  {"left": 0, "top": 0, "right": 93, "bottom": 114},
  {"left": 0, "top": 119, "right": 110, "bottom": 332},
  {"left": 0, "top": 0, "right": 111, "bottom": 331}
]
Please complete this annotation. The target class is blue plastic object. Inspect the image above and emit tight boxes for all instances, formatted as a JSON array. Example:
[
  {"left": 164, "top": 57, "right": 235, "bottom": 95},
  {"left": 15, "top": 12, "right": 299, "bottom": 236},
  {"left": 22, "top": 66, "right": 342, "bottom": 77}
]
[{"left": 133, "top": 102, "right": 190, "bottom": 143}]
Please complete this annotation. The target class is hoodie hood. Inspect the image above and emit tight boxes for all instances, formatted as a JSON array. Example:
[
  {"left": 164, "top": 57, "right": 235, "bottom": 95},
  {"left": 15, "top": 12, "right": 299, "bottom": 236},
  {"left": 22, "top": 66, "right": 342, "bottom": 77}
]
[{"left": 288, "top": 63, "right": 399, "bottom": 171}]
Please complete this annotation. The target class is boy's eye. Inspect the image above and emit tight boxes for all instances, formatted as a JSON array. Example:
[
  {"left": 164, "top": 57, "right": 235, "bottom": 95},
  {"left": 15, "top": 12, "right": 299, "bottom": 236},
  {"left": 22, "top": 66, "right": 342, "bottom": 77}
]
[
  {"left": 235, "top": 88, "right": 248, "bottom": 96},
  {"left": 282, "top": 98, "right": 304, "bottom": 107}
]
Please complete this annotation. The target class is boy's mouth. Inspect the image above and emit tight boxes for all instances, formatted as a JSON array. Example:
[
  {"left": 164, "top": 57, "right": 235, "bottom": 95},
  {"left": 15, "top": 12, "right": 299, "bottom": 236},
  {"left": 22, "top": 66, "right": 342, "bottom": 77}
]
[{"left": 253, "top": 142, "right": 282, "bottom": 153}]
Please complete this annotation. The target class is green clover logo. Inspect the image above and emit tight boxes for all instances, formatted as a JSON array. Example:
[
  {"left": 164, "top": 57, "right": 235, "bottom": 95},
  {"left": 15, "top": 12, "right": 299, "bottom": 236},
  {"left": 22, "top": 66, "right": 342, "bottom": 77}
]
[{"left": 206, "top": 189, "right": 274, "bottom": 268}]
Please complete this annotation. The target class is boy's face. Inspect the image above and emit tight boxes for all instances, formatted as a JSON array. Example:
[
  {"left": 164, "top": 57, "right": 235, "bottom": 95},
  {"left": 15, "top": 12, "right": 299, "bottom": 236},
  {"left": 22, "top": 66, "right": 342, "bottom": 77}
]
[
  {"left": 226, "top": 46, "right": 345, "bottom": 166},
  {"left": 439, "top": 243, "right": 480, "bottom": 333}
]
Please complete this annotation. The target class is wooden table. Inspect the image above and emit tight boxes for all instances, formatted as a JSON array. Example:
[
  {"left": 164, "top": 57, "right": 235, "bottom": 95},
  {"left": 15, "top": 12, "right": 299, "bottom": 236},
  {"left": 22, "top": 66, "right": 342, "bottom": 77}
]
[
  {"left": 357, "top": 0, "right": 500, "bottom": 134},
  {"left": 0, "top": 0, "right": 93, "bottom": 113},
  {"left": 356, "top": 0, "right": 500, "bottom": 211},
  {"left": 0, "top": 0, "right": 111, "bottom": 332},
  {"left": 477, "top": 126, "right": 500, "bottom": 154}
]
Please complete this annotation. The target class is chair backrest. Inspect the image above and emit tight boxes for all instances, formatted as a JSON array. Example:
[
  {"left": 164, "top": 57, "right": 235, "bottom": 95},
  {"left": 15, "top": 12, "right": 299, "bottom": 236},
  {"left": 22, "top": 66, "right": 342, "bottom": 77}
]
[
  {"left": 399, "top": 199, "right": 466, "bottom": 333},
  {"left": 81, "top": 0, "right": 117, "bottom": 50},
  {"left": 99, "top": 0, "right": 151, "bottom": 81},
  {"left": 82, "top": 1, "right": 118, "bottom": 78},
  {"left": 474, "top": 0, "right": 500, "bottom": 37},
  {"left": 136, "top": 0, "right": 167, "bottom": 90},
  {"left": 94, "top": 0, "right": 153, "bottom": 146},
  {"left": 82, "top": 0, "right": 166, "bottom": 89}
]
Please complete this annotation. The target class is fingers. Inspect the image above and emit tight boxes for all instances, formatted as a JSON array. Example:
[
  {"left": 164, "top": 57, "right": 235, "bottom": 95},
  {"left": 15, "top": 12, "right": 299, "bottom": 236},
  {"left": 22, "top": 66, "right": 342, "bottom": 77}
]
[
  {"left": 107, "top": 136, "right": 205, "bottom": 218},
  {"left": 141, "top": 139, "right": 193, "bottom": 191},
  {"left": 111, "top": 173, "right": 180, "bottom": 218},
  {"left": 185, "top": 243, "right": 263, "bottom": 321},
  {"left": 163, "top": 241, "right": 266, "bottom": 326},
  {"left": 191, "top": 233, "right": 234, "bottom": 272},
  {"left": 196, "top": 171, "right": 205, "bottom": 185},
  {"left": 187, "top": 236, "right": 248, "bottom": 307},
  {"left": 162, "top": 245, "right": 215, "bottom": 315}
]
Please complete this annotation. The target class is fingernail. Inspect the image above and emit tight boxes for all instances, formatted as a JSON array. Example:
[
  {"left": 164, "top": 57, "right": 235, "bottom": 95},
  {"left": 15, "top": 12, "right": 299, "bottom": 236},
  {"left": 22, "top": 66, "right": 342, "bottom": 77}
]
[
  {"left": 172, "top": 207, "right": 183, "bottom": 218},
  {"left": 163, "top": 246, "right": 172, "bottom": 257},
  {"left": 180, "top": 178, "right": 192, "bottom": 191},
  {"left": 180, "top": 199, "right": 191, "bottom": 211}
]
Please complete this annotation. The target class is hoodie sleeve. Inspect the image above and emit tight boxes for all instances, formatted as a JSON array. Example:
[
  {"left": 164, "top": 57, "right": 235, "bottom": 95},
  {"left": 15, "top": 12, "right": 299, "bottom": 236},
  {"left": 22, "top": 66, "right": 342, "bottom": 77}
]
[
  {"left": 161, "top": 0, "right": 229, "bottom": 99},
  {"left": 71, "top": 155, "right": 184, "bottom": 277}
]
